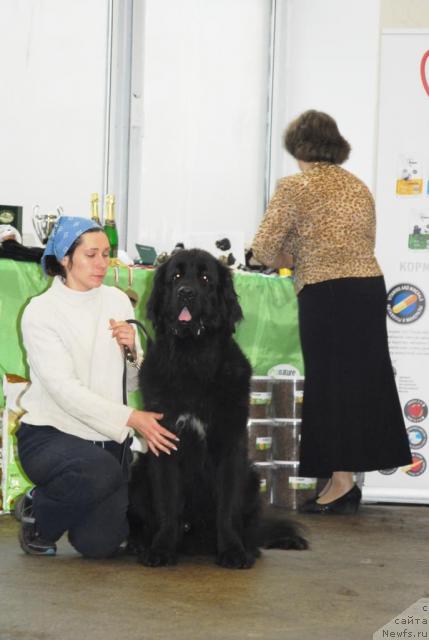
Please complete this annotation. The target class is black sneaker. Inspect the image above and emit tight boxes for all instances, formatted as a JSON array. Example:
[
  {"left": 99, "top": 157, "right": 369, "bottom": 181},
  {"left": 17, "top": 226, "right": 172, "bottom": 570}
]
[
  {"left": 18, "top": 490, "right": 57, "bottom": 556},
  {"left": 14, "top": 489, "right": 33, "bottom": 522}
]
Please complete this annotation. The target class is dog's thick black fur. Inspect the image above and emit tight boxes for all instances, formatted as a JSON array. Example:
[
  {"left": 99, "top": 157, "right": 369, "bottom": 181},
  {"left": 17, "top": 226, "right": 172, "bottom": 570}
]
[{"left": 128, "top": 249, "right": 307, "bottom": 568}]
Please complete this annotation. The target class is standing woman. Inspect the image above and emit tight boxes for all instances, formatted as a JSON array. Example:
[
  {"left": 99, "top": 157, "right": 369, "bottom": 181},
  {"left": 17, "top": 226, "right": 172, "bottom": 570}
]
[
  {"left": 17, "top": 216, "right": 178, "bottom": 556},
  {"left": 252, "top": 110, "right": 411, "bottom": 513}
]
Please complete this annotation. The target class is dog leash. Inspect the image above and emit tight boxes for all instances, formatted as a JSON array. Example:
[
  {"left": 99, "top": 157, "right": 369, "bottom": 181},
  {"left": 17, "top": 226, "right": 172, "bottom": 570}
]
[
  {"left": 123, "top": 318, "right": 151, "bottom": 360},
  {"left": 120, "top": 318, "right": 151, "bottom": 468}
]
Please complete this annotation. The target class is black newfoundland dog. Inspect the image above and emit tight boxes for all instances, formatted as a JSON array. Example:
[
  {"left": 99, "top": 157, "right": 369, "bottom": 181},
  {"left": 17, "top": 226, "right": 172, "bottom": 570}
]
[{"left": 128, "top": 249, "right": 307, "bottom": 568}]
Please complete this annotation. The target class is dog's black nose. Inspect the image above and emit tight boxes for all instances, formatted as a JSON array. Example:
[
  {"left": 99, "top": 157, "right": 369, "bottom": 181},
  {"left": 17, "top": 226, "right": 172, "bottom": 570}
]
[{"left": 177, "top": 285, "right": 195, "bottom": 301}]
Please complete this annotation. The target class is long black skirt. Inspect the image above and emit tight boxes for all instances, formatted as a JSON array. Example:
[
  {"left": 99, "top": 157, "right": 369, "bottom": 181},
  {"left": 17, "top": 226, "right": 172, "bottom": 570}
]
[{"left": 298, "top": 276, "right": 412, "bottom": 478}]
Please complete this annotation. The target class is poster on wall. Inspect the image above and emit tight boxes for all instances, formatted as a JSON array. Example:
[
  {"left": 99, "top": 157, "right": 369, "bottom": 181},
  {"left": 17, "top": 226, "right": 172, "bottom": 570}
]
[{"left": 364, "top": 30, "right": 429, "bottom": 504}]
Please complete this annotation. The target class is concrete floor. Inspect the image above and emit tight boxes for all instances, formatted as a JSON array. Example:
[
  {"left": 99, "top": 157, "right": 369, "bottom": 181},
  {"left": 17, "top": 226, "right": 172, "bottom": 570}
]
[{"left": 0, "top": 503, "right": 428, "bottom": 640}]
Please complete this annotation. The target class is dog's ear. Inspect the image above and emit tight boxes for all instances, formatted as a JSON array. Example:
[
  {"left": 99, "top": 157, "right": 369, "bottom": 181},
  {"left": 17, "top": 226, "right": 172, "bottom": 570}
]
[
  {"left": 146, "top": 261, "right": 167, "bottom": 331},
  {"left": 217, "top": 260, "right": 243, "bottom": 334}
]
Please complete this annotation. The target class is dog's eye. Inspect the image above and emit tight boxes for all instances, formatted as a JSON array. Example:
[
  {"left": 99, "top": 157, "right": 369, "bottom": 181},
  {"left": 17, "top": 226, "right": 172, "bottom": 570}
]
[
  {"left": 173, "top": 273, "right": 181, "bottom": 281},
  {"left": 201, "top": 274, "right": 209, "bottom": 284}
]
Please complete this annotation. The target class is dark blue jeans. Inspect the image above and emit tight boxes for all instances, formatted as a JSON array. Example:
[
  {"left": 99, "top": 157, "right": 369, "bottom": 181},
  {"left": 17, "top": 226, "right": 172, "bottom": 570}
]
[{"left": 17, "top": 422, "right": 132, "bottom": 559}]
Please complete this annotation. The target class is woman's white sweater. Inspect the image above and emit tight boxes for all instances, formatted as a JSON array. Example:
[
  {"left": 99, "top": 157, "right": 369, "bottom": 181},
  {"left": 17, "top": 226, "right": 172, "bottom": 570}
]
[{"left": 20, "top": 277, "right": 141, "bottom": 443}]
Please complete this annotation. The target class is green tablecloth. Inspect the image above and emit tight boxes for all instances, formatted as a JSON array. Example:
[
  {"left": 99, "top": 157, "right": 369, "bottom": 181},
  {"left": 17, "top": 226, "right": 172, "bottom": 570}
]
[{"left": 0, "top": 260, "right": 303, "bottom": 408}]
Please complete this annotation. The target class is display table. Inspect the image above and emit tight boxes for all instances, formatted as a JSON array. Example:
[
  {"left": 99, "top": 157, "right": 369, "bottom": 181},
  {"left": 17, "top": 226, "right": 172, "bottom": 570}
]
[{"left": 0, "top": 259, "right": 303, "bottom": 407}]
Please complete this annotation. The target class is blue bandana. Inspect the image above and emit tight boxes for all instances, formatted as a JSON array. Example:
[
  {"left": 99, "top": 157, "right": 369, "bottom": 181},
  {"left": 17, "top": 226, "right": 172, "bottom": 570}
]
[{"left": 41, "top": 216, "right": 102, "bottom": 275}]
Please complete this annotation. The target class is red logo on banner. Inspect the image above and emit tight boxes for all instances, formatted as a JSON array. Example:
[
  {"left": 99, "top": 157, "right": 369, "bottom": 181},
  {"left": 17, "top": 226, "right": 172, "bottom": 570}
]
[
  {"left": 420, "top": 50, "right": 429, "bottom": 96},
  {"left": 404, "top": 399, "right": 428, "bottom": 423},
  {"left": 405, "top": 453, "right": 427, "bottom": 477}
]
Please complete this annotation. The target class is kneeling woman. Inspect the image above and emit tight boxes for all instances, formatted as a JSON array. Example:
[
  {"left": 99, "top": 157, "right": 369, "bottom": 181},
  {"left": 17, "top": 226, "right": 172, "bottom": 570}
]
[{"left": 17, "top": 216, "right": 178, "bottom": 557}]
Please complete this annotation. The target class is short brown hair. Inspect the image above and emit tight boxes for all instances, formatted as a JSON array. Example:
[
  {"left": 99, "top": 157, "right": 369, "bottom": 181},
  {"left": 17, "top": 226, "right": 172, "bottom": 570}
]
[{"left": 284, "top": 110, "right": 351, "bottom": 165}]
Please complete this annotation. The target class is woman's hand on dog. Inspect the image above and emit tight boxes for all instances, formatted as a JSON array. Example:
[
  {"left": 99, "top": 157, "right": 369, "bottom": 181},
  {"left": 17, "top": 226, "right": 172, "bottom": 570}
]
[{"left": 127, "top": 410, "right": 179, "bottom": 456}]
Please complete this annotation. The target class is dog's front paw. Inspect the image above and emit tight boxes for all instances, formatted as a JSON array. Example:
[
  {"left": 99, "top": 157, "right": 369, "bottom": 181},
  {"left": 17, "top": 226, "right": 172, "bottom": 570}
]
[
  {"left": 216, "top": 548, "right": 255, "bottom": 569},
  {"left": 138, "top": 548, "right": 178, "bottom": 567}
]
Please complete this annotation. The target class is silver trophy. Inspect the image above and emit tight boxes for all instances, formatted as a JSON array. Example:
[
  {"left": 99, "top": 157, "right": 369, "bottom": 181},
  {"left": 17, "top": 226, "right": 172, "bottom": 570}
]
[{"left": 32, "top": 206, "right": 63, "bottom": 245}]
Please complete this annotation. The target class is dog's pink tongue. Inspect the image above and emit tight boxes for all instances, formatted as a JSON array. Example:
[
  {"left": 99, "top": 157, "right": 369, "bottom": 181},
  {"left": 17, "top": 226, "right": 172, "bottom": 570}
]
[{"left": 178, "top": 306, "right": 192, "bottom": 322}]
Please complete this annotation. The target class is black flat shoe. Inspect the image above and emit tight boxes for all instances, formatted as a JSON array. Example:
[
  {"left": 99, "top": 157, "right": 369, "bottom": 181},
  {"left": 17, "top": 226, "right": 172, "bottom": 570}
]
[{"left": 299, "top": 485, "right": 361, "bottom": 515}]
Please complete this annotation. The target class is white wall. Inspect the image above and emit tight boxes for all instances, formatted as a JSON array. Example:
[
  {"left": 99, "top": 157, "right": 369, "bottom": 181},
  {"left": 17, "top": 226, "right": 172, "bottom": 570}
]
[
  {"left": 127, "top": 0, "right": 383, "bottom": 256},
  {"left": 269, "top": 0, "right": 381, "bottom": 193},
  {"left": 3, "top": 0, "right": 429, "bottom": 255},
  {"left": 127, "top": 0, "right": 273, "bottom": 257},
  {"left": 0, "top": 0, "right": 109, "bottom": 243},
  {"left": 380, "top": 0, "right": 429, "bottom": 29},
  {"left": 269, "top": 0, "right": 429, "bottom": 194}
]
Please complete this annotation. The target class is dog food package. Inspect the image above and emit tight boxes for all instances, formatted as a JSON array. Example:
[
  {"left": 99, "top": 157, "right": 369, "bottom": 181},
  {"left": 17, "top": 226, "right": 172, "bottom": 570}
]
[
  {"left": 270, "top": 375, "right": 304, "bottom": 419},
  {"left": 247, "top": 419, "right": 273, "bottom": 462},
  {"left": 271, "top": 419, "right": 301, "bottom": 461},
  {"left": 253, "top": 461, "right": 274, "bottom": 508},
  {"left": 272, "top": 461, "right": 317, "bottom": 510},
  {"left": 1, "top": 374, "right": 33, "bottom": 514},
  {"left": 249, "top": 376, "right": 272, "bottom": 419}
]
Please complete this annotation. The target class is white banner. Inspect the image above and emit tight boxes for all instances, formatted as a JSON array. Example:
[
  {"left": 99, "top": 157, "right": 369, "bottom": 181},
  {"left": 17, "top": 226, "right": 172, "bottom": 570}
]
[{"left": 364, "top": 30, "right": 429, "bottom": 503}]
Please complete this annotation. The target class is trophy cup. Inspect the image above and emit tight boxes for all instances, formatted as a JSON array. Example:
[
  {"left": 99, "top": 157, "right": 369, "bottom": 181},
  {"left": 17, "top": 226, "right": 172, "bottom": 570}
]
[{"left": 32, "top": 206, "right": 63, "bottom": 245}]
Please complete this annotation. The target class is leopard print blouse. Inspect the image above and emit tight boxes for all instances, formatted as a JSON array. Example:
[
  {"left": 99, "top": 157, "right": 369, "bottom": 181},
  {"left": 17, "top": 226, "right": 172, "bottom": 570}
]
[{"left": 252, "top": 163, "right": 383, "bottom": 293}]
